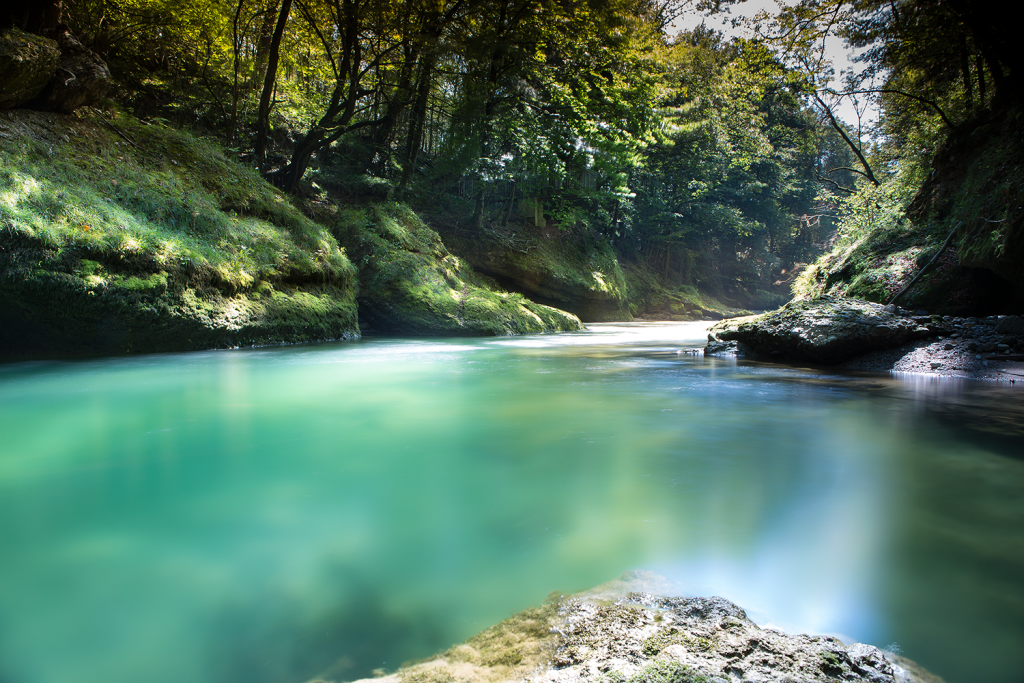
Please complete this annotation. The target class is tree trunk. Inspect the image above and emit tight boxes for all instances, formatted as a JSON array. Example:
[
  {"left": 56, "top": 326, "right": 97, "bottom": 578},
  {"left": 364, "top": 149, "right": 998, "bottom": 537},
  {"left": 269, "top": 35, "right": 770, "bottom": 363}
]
[
  {"left": 254, "top": 0, "right": 291, "bottom": 165},
  {"left": 227, "top": 0, "right": 246, "bottom": 144},
  {"left": 399, "top": 53, "right": 435, "bottom": 191}
]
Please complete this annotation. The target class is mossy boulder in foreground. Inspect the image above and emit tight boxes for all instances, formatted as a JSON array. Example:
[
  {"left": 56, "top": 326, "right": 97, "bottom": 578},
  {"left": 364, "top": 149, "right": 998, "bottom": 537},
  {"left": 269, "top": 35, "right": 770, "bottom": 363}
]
[
  {"left": 348, "top": 571, "right": 943, "bottom": 683},
  {"left": 707, "top": 296, "right": 933, "bottom": 364}
]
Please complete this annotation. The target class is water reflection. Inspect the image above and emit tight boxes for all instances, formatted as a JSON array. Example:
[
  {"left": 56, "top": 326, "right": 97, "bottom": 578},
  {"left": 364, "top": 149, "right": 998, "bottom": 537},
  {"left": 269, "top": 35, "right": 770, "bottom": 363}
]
[{"left": 0, "top": 323, "right": 1021, "bottom": 683}]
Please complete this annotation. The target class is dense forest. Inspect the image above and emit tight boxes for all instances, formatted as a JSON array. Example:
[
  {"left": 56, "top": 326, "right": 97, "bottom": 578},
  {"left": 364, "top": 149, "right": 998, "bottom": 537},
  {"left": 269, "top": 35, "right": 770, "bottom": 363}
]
[{"left": 1, "top": 0, "right": 1022, "bottom": 354}]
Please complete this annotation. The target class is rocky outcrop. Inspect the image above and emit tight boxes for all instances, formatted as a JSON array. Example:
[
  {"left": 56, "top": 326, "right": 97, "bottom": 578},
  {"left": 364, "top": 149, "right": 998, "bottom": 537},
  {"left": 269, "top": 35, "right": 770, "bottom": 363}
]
[
  {"left": 354, "top": 571, "right": 943, "bottom": 683},
  {"left": 30, "top": 26, "right": 110, "bottom": 113},
  {"left": 908, "top": 105, "right": 1024, "bottom": 306},
  {"left": 0, "top": 28, "right": 60, "bottom": 109},
  {"left": 707, "top": 296, "right": 934, "bottom": 364}
]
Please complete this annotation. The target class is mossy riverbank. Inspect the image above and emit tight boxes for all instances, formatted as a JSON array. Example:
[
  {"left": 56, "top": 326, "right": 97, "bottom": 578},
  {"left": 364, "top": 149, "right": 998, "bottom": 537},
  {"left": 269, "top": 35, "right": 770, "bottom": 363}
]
[
  {"left": 0, "top": 109, "right": 586, "bottom": 358},
  {"left": 0, "top": 109, "right": 360, "bottom": 356},
  {"left": 793, "top": 105, "right": 1024, "bottom": 316},
  {"left": 1, "top": 108, "right": 758, "bottom": 359}
]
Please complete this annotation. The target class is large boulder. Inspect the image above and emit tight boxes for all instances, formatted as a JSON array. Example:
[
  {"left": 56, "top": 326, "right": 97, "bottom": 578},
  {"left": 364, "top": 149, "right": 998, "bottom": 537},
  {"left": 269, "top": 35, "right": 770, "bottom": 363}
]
[
  {"left": 707, "top": 295, "right": 933, "bottom": 364},
  {"left": 356, "top": 571, "right": 945, "bottom": 683},
  {"left": 0, "top": 27, "right": 60, "bottom": 109},
  {"left": 30, "top": 26, "right": 110, "bottom": 113}
]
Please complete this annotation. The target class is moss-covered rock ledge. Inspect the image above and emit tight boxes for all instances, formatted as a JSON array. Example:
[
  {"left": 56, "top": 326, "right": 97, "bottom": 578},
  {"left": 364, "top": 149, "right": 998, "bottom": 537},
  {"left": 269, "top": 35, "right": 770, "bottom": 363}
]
[
  {"left": 348, "top": 571, "right": 943, "bottom": 683},
  {"left": 0, "top": 110, "right": 582, "bottom": 358},
  {"left": 329, "top": 203, "right": 583, "bottom": 336},
  {"left": 0, "top": 110, "right": 360, "bottom": 357},
  {"left": 706, "top": 296, "right": 934, "bottom": 365}
]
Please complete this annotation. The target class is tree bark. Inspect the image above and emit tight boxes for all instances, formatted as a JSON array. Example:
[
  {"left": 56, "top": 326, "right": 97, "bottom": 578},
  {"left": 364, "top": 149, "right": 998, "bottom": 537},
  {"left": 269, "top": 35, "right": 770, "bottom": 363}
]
[
  {"left": 254, "top": 0, "right": 291, "bottom": 165},
  {"left": 399, "top": 53, "right": 436, "bottom": 191}
]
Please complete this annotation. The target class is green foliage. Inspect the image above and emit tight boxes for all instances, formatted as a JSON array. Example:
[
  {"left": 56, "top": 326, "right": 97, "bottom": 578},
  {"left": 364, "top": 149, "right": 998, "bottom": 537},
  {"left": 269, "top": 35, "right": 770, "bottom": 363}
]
[
  {"left": 792, "top": 164, "right": 953, "bottom": 308},
  {"left": 627, "top": 28, "right": 821, "bottom": 305}
]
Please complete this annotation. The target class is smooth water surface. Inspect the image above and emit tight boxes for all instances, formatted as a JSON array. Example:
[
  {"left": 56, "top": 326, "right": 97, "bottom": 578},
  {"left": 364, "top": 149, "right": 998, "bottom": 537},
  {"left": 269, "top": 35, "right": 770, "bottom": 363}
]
[{"left": 1, "top": 323, "right": 1022, "bottom": 683}]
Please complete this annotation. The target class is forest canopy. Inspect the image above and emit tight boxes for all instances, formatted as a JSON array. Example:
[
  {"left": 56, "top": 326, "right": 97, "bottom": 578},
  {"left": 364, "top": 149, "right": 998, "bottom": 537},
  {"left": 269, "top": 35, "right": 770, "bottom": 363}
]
[{"left": 5, "top": 0, "right": 1019, "bottom": 311}]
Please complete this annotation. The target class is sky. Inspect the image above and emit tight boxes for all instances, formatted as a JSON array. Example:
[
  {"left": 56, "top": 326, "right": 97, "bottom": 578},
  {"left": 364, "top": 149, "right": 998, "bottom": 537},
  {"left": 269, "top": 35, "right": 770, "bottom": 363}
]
[{"left": 667, "top": 0, "right": 879, "bottom": 128}]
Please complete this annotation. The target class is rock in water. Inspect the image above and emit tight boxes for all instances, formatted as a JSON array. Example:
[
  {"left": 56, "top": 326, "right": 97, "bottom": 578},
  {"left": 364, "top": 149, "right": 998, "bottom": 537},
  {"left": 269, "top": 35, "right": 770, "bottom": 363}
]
[
  {"left": 30, "top": 26, "right": 110, "bottom": 113},
  {"left": 351, "top": 571, "right": 944, "bottom": 683},
  {"left": 0, "top": 27, "right": 60, "bottom": 109},
  {"left": 706, "top": 296, "right": 932, "bottom": 365}
]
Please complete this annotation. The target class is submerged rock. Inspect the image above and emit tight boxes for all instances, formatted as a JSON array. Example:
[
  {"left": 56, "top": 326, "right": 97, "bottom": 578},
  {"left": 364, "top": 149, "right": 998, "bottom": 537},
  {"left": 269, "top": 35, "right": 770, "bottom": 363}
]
[
  {"left": 351, "top": 571, "right": 944, "bottom": 683},
  {"left": 707, "top": 296, "right": 932, "bottom": 364}
]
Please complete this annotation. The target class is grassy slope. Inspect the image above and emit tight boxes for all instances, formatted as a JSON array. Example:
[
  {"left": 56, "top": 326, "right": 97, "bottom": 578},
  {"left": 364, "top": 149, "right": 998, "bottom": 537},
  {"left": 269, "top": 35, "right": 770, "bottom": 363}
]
[
  {"left": 327, "top": 202, "right": 584, "bottom": 335},
  {"left": 0, "top": 109, "right": 359, "bottom": 356}
]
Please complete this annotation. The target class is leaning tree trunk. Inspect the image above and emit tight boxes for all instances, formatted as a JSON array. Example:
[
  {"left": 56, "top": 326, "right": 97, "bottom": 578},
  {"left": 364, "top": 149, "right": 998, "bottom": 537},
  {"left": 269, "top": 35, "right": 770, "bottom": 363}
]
[{"left": 254, "top": 0, "right": 291, "bottom": 165}]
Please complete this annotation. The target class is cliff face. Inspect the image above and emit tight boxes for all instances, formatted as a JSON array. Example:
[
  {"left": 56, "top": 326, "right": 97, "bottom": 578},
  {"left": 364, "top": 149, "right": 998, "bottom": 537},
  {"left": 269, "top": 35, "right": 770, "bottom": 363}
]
[{"left": 907, "top": 105, "right": 1024, "bottom": 305}]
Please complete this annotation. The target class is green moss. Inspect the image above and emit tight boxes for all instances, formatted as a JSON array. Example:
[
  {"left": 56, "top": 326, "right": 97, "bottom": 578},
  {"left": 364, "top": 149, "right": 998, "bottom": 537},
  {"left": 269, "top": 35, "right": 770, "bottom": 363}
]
[
  {"left": 0, "top": 110, "right": 355, "bottom": 291},
  {"left": 331, "top": 202, "right": 583, "bottom": 335},
  {"left": 794, "top": 106, "right": 1024, "bottom": 314},
  {"left": 641, "top": 628, "right": 712, "bottom": 657},
  {"left": 0, "top": 110, "right": 358, "bottom": 357},
  {"left": 621, "top": 262, "right": 752, "bottom": 320},
  {"left": 619, "top": 661, "right": 710, "bottom": 683}
]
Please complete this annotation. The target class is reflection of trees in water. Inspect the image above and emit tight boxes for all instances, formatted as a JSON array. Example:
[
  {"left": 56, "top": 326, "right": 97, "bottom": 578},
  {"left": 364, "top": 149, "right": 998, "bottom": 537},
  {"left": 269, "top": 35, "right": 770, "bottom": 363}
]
[{"left": 208, "top": 566, "right": 449, "bottom": 683}]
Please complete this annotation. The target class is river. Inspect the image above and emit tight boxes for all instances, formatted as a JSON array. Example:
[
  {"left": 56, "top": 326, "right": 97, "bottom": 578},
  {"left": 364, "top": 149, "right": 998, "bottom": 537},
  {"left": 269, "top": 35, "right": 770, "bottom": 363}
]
[{"left": 0, "top": 322, "right": 1022, "bottom": 683}]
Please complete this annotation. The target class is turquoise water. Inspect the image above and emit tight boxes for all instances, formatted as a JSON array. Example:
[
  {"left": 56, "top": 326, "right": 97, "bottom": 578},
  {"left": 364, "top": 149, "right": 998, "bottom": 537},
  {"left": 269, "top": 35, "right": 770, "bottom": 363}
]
[{"left": 1, "top": 322, "right": 1022, "bottom": 683}]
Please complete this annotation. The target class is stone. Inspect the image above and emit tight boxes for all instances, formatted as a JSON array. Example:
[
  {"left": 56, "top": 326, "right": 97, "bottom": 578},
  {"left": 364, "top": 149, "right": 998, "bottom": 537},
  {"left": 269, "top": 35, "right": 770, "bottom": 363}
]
[
  {"left": 0, "top": 27, "right": 60, "bottom": 109},
  {"left": 704, "top": 339, "right": 753, "bottom": 357},
  {"left": 996, "top": 315, "right": 1024, "bottom": 336},
  {"left": 357, "top": 572, "right": 946, "bottom": 683},
  {"left": 29, "top": 27, "right": 110, "bottom": 113},
  {"left": 706, "top": 296, "right": 932, "bottom": 365}
]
